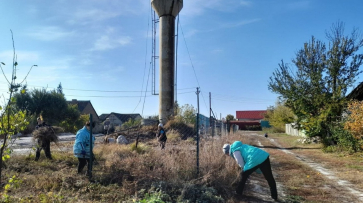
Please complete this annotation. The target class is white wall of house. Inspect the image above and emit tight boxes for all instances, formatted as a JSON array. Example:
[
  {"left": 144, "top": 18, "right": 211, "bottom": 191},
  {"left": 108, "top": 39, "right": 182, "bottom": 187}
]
[{"left": 108, "top": 114, "right": 122, "bottom": 126}]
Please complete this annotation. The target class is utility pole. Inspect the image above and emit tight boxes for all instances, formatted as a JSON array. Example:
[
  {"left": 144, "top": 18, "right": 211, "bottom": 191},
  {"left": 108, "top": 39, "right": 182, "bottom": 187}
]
[
  {"left": 209, "top": 92, "right": 211, "bottom": 127},
  {"left": 209, "top": 92, "right": 214, "bottom": 136},
  {"left": 88, "top": 114, "right": 93, "bottom": 180},
  {"left": 196, "top": 87, "right": 200, "bottom": 177}
]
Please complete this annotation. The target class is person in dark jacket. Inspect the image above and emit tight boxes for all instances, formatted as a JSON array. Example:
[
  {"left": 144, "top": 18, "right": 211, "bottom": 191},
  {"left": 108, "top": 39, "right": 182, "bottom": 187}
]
[
  {"left": 34, "top": 117, "right": 52, "bottom": 161},
  {"left": 223, "top": 141, "right": 277, "bottom": 200},
  {"left": 156, "top": 123, "right": 167, "bottom": 150}
]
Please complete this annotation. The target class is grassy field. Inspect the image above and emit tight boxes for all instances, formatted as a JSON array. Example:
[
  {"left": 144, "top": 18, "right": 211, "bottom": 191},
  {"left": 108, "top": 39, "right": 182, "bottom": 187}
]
[{"left": 0, "top": 131, "right": 362, "bottom": 202}]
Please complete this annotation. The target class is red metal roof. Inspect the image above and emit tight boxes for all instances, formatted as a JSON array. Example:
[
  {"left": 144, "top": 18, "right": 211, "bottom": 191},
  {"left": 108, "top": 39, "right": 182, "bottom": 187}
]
[{"left": 236, "top": 110, "right": 267, "bottom": 120}]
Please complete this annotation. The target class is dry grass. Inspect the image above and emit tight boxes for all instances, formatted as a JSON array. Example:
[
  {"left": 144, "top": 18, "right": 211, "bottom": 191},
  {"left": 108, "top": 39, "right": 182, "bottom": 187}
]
[
  {"left": 1, "top": 131, "right": 363, "bottom": 202},
  {"left": 1, "top": 136, "right": 230, "bottom": 202}
]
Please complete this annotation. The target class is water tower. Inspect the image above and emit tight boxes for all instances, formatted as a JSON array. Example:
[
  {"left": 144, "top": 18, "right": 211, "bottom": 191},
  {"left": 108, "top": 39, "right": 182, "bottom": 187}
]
[{"left": 151, "top": 0, "right": 183, "bottom": 124}]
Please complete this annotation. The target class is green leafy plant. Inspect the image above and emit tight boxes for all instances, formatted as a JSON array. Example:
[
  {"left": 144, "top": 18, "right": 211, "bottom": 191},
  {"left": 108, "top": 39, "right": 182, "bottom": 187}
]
[
  {"left": 1, "top": 175, "right": 23, "bottom": 202},
  {"left": 121, "top": 118, "right": 141, "bottom": 130},
  {"left": 138, "top": 191, "right": 166, "bottom": 203}
]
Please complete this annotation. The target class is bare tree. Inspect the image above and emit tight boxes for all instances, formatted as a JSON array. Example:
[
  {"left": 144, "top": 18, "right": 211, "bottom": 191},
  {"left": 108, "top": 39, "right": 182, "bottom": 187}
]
[{"left": 0, "top": 30, "right": 36, "bottom": 184}]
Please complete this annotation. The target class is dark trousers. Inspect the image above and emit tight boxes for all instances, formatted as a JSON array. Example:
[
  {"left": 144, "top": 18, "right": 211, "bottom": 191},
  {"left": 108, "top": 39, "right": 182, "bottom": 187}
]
[
  {"left": 77, "top": 158, "right": 90, "bottom": 174},
  {"left": 35, "top": 140, "right": 52, "bottom": 161},
  {"left": 236, "top": 157, "right": 277, "bottom": 200}
]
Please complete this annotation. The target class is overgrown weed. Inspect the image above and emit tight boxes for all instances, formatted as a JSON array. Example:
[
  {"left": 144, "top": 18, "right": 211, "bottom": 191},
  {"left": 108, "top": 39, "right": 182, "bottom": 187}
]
[{"left": 1, "top": 133, "right": 245, "bottom": 202}]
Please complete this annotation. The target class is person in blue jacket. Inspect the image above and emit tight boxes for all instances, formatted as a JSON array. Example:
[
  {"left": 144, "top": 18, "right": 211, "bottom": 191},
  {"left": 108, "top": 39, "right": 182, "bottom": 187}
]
[
  {"left": 73, "top": 121, "right": 95, "bottom": 175},
  {"left": 223, "top": 141, "right": 277, "bottom": 200}
]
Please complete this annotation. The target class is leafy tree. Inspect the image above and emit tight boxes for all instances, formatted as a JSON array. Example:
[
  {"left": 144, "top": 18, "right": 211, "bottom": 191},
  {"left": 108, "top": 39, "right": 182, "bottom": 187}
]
[
  {"left": 14, "top": 89, "right": 69, "bottom": 125},
  {"left": 175, "top": 104, "right": 196, "bottom": 125},
  {"left": 59, "top": 104, "right": 82, "bottom": 133},
  {"left": 264, "top": 102, "right": 295, "bottom": 132},
  {"left": 226, "top": 114, "right": 235, "bottom": 121},
  {"left": 57, "top": 82, "right": 63, "bottom": 95},
  {"left": 268, "top": 21, "right": 363, "bottom": 142},
  {"left": 41, "top": 90, "right": 68, "bottom": 125}
]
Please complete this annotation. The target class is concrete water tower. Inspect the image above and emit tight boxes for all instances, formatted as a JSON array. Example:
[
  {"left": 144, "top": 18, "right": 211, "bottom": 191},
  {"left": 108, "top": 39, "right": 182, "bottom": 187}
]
[{"left": 151, "top": 0, "right": 183, "bottom": 124}]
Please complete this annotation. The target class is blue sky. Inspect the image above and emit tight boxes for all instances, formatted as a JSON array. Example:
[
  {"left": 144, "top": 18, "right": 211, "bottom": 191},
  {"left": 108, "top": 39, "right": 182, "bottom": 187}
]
[{"left": 0, "top": 0, "right": 363, "bottom": 119}]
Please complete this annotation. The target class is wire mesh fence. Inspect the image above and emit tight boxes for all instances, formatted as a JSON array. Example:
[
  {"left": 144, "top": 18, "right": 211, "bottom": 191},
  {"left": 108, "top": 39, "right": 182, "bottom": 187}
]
[{"left": 134, "top": 114, "right": 236, "bottom": 141}]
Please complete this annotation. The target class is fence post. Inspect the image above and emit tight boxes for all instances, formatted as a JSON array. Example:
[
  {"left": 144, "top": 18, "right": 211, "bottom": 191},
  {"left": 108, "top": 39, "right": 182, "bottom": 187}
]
[
  {"left": 88, "top": 114, "right": 93, "bottom": 180},
  {"left": 196, "top": 87, "right": 200, "bottom": 177}
]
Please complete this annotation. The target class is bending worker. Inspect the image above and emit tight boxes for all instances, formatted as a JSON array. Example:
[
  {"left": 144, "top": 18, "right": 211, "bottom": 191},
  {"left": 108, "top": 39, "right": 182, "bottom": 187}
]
[{"left": 223, "top": 141, "right": 277, "bottom": 201}]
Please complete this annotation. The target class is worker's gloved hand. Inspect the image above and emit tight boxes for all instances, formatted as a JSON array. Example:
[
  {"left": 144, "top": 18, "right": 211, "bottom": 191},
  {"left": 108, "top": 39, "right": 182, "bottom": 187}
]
[{"left": 81, "top": 150, "right": 87, "bottom": 156}]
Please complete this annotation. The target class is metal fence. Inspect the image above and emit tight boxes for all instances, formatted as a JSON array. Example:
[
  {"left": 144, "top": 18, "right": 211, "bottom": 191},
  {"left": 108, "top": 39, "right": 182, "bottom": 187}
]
[{"left": 139, "top": 114, "right": 232, "bottom": 140}]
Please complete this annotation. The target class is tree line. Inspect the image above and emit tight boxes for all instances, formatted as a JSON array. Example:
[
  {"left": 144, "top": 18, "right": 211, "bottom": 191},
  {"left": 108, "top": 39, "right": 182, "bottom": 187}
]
[{"left": 14, "top": 86, "right": 87, "bottom": 134}]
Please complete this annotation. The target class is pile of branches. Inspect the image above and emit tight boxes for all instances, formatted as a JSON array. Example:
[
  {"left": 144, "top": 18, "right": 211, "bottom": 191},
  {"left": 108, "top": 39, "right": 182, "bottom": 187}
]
[{"left": 32, "top": 126, "right": 64, "bottom": 143}]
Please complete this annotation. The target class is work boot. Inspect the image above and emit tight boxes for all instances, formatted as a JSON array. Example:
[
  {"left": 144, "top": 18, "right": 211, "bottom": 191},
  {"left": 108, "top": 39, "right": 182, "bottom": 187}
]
[
  {"left": 86, "top": 170, "right": 92, "bottom": 178},
  {"left": 272, "top": 195, "right": 278, "bottom": 201}
]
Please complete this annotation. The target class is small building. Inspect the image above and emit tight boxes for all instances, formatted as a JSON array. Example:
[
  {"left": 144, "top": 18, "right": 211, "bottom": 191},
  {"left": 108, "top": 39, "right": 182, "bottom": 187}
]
[
  {"left": 236, "top": 110, "right": 267, "bottom": 121},
  {"left": 234, "top": 110, "right": 268, "bottom": 130},
  {"left": 99, "top": 112, "right": 142, "bottom": 127},
  {"left": 67, "top": 99, "right": 99, "bottom": 122},
  {"left": 197, "top": 114, "right": 210, "bottom": 128}
]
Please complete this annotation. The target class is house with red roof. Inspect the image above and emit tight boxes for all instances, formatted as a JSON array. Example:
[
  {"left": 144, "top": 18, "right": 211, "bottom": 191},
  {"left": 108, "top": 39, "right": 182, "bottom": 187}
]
[
  {"left": 236, "top": 110, "right": 267, "bottom": 121},
  {"left": 229, "top": 110, "right": 268, "bottom": 130}
]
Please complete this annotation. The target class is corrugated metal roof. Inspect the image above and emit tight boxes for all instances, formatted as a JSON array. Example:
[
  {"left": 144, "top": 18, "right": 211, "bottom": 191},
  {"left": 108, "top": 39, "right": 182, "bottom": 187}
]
[{"left": 236, "top": 110, "right": 267, "bottom": 119}]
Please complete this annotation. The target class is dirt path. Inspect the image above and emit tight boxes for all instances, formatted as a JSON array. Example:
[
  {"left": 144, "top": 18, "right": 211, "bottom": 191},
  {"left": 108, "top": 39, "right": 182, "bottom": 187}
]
[{"left": 237, "top": 131, "right": 363, "bottom": 203}]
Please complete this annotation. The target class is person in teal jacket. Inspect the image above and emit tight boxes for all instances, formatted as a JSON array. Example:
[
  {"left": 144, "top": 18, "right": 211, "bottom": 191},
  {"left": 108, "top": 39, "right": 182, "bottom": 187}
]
[
  {"left": 73, "top": 121, "right": 95, "bottom": 175},
  {"left": 223, "top": 141, "right": 277, "bottom": 200}
]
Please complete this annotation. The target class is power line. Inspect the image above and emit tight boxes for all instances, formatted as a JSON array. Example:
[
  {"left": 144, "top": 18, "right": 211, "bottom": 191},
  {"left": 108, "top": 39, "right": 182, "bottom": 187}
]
[
  {"left": 141, "top": 62, "right": 152, "bottom": 116},
  {"left": 175, "top": 2, "right": 180, "bottom": 102},
  {"left": 63, "top": 91, "right": 195, "bottom": 98},
  {"left": 133, "top": 2, "right": 151, "bottom": 113},
  {"left": 180, "top": 23, "right": 200, "bottom": 89},
  {"left": 200, "top": 92, "right": 273, "bottom": 104},
  {"left": 179, "top": 22, "right": 209, "bottom": 113},
  {"left": 65, "top": 95, "right": 150, "bottom": 98},
  {"left": 209, "top": 94, "right": 273, "bottom": 102},
  {"left": 0, "top": 82, "right": 196, "bottom": 93},
  {"left": 212, "top": 98, "right": 273, "bottom": 104}
]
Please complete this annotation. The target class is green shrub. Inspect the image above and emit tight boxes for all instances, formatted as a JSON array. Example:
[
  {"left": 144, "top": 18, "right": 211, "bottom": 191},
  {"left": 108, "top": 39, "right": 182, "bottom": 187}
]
[
  {"left": 177, "top": 184, "right": 224, "bottom": 203},
  {"left": 138, "top": 190, "right": 166, "bottom": 203},
  {"left": 326, "top": 124, "right": 360, "bottom": 153}
]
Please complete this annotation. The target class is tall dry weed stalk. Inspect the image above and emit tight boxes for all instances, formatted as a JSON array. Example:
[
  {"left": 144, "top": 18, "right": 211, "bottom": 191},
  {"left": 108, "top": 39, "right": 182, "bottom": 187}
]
[{"left": 93, "top": 132, "right": 248, "bottom": 198}]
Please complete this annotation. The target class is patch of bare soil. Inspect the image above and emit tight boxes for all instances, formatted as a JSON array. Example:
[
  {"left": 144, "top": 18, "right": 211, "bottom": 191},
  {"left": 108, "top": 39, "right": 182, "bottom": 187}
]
[{"left": 236, "top": 131, "right": 363, "bottom": 203}]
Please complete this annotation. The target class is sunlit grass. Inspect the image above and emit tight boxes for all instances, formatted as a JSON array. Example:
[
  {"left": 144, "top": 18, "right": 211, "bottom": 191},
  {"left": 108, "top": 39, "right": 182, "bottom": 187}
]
[{"left": 2, "top": 131, "right": 363, "bottom": 202}]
